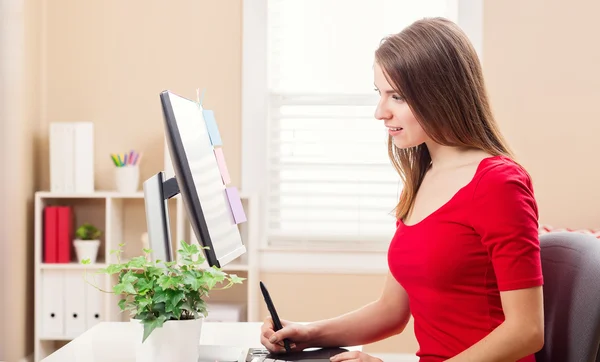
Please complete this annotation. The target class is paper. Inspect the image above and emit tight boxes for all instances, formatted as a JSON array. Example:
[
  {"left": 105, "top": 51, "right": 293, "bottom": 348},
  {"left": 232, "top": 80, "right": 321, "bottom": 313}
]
[
  {"left": 214, "top": 148, "right": 231, "bottom": 185},
  {"left": 225, "top": 187, "right": 247, "bottom": 224},
  {"left": 202, "top": 110, "right": 222, "bottom": 146}
]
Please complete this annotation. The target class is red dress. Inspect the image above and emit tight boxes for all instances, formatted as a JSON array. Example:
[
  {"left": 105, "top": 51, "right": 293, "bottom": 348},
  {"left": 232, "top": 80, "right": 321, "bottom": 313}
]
[{"left": 388, "top": 155, "right": 543, "bottom": 361}]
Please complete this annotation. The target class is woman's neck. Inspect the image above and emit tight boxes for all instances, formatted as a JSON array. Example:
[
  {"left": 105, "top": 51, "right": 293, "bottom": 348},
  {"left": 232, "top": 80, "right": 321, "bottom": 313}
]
[{"left": 425, "top": 141, "right": 489, "bottom": 171}]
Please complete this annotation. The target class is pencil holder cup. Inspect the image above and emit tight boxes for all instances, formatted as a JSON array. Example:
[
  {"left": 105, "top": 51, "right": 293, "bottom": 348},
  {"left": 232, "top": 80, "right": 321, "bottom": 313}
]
[{"left": 115, "top": 165, "right": 140, "bottom": 193}]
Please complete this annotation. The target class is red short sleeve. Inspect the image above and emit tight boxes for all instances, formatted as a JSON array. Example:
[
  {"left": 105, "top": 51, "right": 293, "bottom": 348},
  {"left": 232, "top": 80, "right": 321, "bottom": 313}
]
[{"left": 470, "top": 162, "right": 543, "bottom": 291}]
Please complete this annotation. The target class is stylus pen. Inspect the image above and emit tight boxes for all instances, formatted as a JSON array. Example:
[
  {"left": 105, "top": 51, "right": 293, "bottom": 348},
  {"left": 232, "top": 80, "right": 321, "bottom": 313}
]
[{"left": 260, "top": 281, "right": 292, "bottom": 353}]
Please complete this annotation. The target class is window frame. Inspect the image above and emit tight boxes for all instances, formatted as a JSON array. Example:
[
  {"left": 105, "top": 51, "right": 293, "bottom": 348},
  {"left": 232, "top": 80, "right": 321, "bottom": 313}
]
[{"left": 241, "top": 0, "right": 484, "bottom": 271}]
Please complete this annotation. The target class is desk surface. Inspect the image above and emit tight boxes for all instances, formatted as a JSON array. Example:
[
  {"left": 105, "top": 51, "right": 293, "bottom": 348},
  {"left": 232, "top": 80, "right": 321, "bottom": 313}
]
[
  {"left": 42, "top": 321, "right": 361, "bottom": 362},
  {"left": 42, "top": 321, "right": 265, "bottom": 362}
]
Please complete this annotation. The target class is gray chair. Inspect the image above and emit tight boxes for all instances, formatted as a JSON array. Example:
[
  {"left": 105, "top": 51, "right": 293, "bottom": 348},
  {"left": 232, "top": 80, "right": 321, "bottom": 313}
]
[{"left": 536, "top": 231, "right": 600, "bottom": 362}]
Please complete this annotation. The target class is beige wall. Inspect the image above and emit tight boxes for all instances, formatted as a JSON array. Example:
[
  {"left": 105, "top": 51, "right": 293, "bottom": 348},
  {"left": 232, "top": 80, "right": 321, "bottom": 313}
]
[
  {"left": 2, "top": 0, "right": 599, "bottom": 360},
  {"left": 0, "top": 0, "right": 41, "bottom": 360},
  {"left": 483, "top": 0, "right": 600, "bottom": 229},
  {"left": 39, "top": 0, "right": 243, "bottom": 191}
]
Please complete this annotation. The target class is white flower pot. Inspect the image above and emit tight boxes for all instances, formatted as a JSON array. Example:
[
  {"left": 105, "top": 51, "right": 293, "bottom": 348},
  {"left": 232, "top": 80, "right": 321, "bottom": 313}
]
[
  {"left": 132, "top": 317, "right": 204, "bottom": 362},
  {"left": 73, "top": 239, "right": 100, "bottom": 263}
]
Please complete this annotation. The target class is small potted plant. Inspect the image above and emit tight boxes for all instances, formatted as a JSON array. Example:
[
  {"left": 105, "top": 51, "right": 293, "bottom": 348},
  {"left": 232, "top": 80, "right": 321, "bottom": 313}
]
[
  {"left": 74, "top": 222, "right": 102, "bottom": 263},
  {"left": 82, "top": 241, "right": 245, "bottom": 362}
]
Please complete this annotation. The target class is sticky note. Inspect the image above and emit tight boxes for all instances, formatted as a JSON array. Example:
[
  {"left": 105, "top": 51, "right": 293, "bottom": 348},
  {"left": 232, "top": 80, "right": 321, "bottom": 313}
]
[
  {"left": 213, "top": 147, "right": 231, "bottom": 185},
  {"left": 225, "top": 187, "right": 247, "bottom": 224},
  {"left": 202, "top": 109, "right": 222, "bottom": 146}
]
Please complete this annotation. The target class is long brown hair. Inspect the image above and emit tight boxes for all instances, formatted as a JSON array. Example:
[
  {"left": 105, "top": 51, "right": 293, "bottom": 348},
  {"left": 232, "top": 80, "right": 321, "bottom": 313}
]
[{"left": 375, "top": 17, "right": 514, "bottom": 221}]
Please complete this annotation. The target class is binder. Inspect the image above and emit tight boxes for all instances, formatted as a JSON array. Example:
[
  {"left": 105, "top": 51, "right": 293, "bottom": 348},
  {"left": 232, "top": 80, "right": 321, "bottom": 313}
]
[
  {"left": 73, "top": 122, "right": 95, "bottom": 193},
  {"left": 85, "top": 274, "right": 105, "bottom": 329},
  {"left": 44, "top": 206, "right": 58, "bottom": 263},
  {"left": 56, "top": 206, "right": 73, "bottom": 263},
  {"left": 63, "top": 124, "right": 75, "bottom": 192},
  {"left": 64, "top": 270, "right": 87, "bottom": 337},
  {"left": 49, "top": 122, "right": 94, "bottom": 193},
  {"left": 49, "top": 124, "right": 65, "bottom": 192},
  {"left": 41, "top": 270, "right": 65, "bottom": 337}
]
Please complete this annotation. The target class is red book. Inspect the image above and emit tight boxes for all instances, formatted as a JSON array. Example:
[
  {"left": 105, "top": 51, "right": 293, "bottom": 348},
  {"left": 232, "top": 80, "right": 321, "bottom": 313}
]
[
  {"left": 43, "top": 206, "right": 58, "bottom": 263},
  {"left": 56, "top": 206, "right": 73, "bottom": 263}
]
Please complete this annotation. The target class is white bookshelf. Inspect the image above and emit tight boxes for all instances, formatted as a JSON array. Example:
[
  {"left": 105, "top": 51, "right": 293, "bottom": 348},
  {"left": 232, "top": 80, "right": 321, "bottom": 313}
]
[{"left": 33, "top": 190, "right": 260, "bottom": 362}]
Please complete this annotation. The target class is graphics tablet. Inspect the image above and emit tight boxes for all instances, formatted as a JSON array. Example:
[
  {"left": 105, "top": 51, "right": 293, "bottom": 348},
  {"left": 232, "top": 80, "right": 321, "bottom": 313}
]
[{"left": 246, "top": 347, "right": 349, "bottom": 362}]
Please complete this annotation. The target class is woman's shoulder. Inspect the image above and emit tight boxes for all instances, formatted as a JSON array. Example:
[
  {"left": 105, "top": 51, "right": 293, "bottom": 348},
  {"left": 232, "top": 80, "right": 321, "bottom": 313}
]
[{"left": 471, "top": 154, "right": 535, "bottom": 196}]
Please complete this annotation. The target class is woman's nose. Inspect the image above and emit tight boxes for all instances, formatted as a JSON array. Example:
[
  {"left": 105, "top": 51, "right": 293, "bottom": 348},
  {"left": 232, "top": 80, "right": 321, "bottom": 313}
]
[{"left": 374, "top": 100, "right": 390, "bottom": 121}]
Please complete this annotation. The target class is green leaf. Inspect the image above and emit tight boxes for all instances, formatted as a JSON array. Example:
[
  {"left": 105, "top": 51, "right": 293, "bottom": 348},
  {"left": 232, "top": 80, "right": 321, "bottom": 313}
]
[
  {"left": 186, "top": 243, "right": 199, "bottom": 255},
  {"left": 127, "top": 256, "right": 147, "bottom": 269},
  {"left": 136, "top": 278, "right": 154, "bottom": 295},
  {"left": 121, "top": 271, "right": 138, "bottom": 285},
  {"left": 106, "top": 264, "right": 125, "bottom": 275},
  {"left": 164, "top": 289, "right": 185, "bottom": 317},
  {"left": 142, "top": 315, "right": 167, "bottom": 343},
  {"left": 113, "top": 282, "right": 136, "bottom": 295},
  {"left": 136, "top": 295, "right": 152, "bottom": 309},
  {"left": 153, "top": 289, "right": 168, "bottom": 304},
  {"left": 183, "top": 271, "right": 202, "bottom": 291},
  {"left": 206, "top": 267, "right": 226, "bottom": 280},
  {"left": 145, "top": 266, "right": 164, "bottom": 278},
  {"left": 152, "top": 302, "right": 166, "bottom": 315},
  {"left": 229, "top": 274, "right": 246, "bottom": 284},
  {"left": 142, "top": 248, "right": 152, "bottom": 254},
  {"left": 118, "top": 298, "right": 126, "bottom": 311},
  {"left": 167, "top": 289, "right": 185, "bottom": 307},
  {"left": 180, "top": 241, "right": 192, "bottom": 254},
  {"left": 157, "top": 275, "right": 182, "bottom": 290},
  {"left": 81, "top": 258, "right": 91, "bottom": 265}
]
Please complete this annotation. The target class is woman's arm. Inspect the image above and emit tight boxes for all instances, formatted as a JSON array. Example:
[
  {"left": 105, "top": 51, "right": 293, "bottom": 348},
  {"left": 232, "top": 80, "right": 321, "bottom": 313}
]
[
  {"left": 306, "top": 271, "right": 411, "bottom": 347},
  {"left": 446, "top": 286, "right": 544, "bottom": 362}
]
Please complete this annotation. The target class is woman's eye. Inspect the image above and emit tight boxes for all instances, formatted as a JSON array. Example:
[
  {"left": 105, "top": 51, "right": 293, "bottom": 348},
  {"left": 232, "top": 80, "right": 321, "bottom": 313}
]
[{"left": 392, "top": 94, "right": 404, "bottom": 101}]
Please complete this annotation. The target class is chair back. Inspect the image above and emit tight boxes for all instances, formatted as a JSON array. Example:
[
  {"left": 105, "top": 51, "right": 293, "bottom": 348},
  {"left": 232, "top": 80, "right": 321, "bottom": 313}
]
[{"left": 536, "top": 231, "right": 600, "bottom": 362}]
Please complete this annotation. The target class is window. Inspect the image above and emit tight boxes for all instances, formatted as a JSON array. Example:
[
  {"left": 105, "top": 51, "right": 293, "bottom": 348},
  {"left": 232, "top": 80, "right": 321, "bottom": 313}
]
[{"left": 242, "top": 0, "right": 481, "bottom": 250}]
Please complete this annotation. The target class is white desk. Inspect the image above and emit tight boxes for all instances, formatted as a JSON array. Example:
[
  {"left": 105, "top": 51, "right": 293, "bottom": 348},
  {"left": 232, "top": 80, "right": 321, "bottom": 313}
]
[
  {"left": 41, "top": 322, "right": 361, "bottom": 362},
  {"left": 41, "top": 322, "right": 263, "bottom": 362}
]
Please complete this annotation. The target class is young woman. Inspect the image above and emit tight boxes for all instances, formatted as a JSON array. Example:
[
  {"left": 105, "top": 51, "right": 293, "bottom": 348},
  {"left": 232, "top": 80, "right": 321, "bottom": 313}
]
[{"left": 260, "top": 17, "right": 544, "bottom": 362}]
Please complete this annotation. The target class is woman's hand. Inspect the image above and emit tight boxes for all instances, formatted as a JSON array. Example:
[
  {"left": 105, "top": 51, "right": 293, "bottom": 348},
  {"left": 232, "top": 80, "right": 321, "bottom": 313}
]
[
  {"left": 330, "top": 351, "right": 383, "bottom": 362},
  {"left": 260, "top": 316, "right": 312, "bottom": 353}
]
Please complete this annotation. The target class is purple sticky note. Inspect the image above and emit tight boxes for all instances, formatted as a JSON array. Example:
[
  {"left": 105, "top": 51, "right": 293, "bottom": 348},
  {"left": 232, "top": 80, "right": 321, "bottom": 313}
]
[
  {"left": 225, "top": 187, "right": 247, "bottom": 224},
  {"left": 213, "top": 148, "right": 231, "bottom": 185}
]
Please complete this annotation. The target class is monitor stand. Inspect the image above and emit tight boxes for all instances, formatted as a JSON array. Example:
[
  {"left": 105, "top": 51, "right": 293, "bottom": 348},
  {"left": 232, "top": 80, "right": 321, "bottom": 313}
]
[{"left": 142, "top": 171, "right": 180, "bottom": 263}]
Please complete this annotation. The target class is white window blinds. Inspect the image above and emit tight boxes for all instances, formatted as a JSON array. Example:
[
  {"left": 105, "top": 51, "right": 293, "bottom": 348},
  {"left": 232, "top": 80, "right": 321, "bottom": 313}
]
[{"left": 266, "top": 0, "right": 457, "bottom": 247}]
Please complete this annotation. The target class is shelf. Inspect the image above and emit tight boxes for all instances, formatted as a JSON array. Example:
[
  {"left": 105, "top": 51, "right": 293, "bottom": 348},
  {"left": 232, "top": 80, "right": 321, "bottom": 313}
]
[
  {"left": 36, "top": 191, "right": 144, "bottom": 199},
  {"left": 39, "top": 336, "right": 74, "bottom": 341},
  {"left": 36, "top": 190, "right": 253, "bottom": 200},
  {"left": 40, "top": 263, "right": 107, "bottom": 270},
  {"left": 34, "top": 186, "right": 260, "bottom": 361}
]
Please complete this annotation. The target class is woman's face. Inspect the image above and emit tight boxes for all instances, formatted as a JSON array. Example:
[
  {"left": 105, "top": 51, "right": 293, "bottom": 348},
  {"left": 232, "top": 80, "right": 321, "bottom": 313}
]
[{"left": 373, "top": 62, "right": 429, "bottom": 149}]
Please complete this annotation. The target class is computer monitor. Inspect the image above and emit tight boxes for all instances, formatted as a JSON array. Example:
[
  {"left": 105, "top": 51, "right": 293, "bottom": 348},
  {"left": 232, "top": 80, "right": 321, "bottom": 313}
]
[{"left": 142, "top": 90, "right": 247, "bottom": 269}]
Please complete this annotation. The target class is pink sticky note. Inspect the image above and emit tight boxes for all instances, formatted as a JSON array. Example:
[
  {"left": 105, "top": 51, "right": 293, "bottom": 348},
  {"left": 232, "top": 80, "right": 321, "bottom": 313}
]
[
  {"left": 225, "top": 187, "right": 247, "bottom": 224},
  {"left": 213, "top": 148, "right": 231, "bottom": 185}
]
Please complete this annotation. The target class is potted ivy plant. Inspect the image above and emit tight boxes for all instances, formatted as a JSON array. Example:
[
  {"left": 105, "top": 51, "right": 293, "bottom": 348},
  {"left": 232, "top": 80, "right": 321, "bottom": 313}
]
[
  {"left": 82, "top": 241, "right": 244, "bottom": 362},
  {"left": 74, "top": 222, "right": 102, "bottom": 263}
]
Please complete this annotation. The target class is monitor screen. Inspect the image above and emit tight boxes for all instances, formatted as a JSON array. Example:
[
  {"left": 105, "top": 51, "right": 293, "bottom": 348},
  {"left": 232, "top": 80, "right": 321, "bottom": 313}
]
[{"left": 159, "top": 90, "right": 246, "bottom": 268}]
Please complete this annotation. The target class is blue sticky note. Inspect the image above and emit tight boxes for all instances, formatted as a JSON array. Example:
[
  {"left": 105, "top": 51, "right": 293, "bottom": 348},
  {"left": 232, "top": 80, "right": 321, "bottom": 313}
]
[
  {"left": 202, "top": 109, "right": 222, "bottom": 146},
  {"left": 225, "top": 187, "right": 247, "bottom": 224}
]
